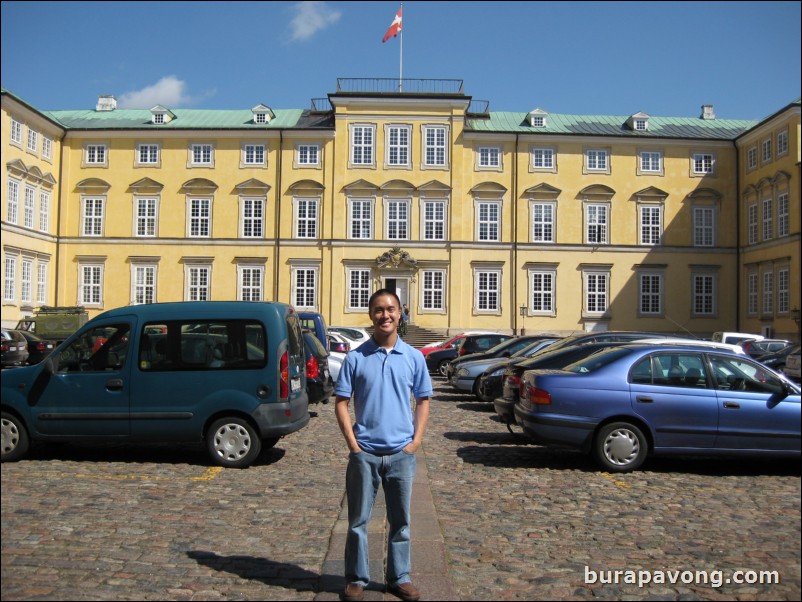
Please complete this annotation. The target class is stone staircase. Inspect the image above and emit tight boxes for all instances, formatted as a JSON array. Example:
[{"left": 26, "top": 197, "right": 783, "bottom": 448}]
[{"left": 366, "top": 324, "right": 447, "bottom": 349}]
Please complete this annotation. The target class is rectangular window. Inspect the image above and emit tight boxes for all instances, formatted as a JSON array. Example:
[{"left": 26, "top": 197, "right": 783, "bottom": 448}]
[
  {"left": 639, "top": 206, "right": 662, "bottom": 245},
  {"left": 586, "top": 149, "right": 608, "bottom": 171},
  {"left": 532, "top": 203, "right": 554, "bottom": 243},
  {"left": 350, "top": 200, "right": 372, "bottom": 239},
  {"left": 82, "top": 198, "right": 104, "bottom": 236},
  {"left": 585, "top": 272, "right": 609, "bottom": 314},
  {"left": 532, "top": 148, "right": 554, "bottom": 169},
  {"left": 298, "top": 144, "right": 319, "bottom": 165},
  {"left": 747, "top": 273, "right": 758, "bottom": 315},
  {"left": 136, "top": 198, "right": 158, "bottom": 237},
  {"left": 191, "top": 144, "right": 213, "bottom": 165},
  {"left": 10, "top": 119, "right": 22, "bottom": 144},
  {"left": 27, "top": 129, "right": 38, "bottom": 153},
  {"left": 244, "top": 144, "right": 265, "bottom": 165},
  {"left": 477, "top": 202, "right": 500, "bottom": 242},
  {"left": 138, "top": 144, "right": 159, "bottom": 164},
  {"left": 294, "top": 268, "right": 316, "bottom": 309},
  {"left": 531, "top": 271, "right": 554, "bottom": 313},
  {"left": 778, "top": 269, "right": 789, "bottom": 314},
  {"left": 86, "top": 144, "right": 107, "bottom": 165},
  {"left": 80, "top": 265, "right": 103, "bottom": 306},
  {"left": 693, "top": 153, "right": 713, "bottom": 174},
  {"left": 241, "top": 198, "right": 264, "bottom": 238},
  {"left": 36, "top": 262, "right": 48, "bottom": 305},
  {"left": 693, "top": 274, "right": 715, "bottom": 315},
  {"left": 20, "top": 259, "right": 32, "bottom": 304},
  {"left": 476, "top": 270, "right": 500, "bottom": 312},
  {"left": 348, "top": 269, "right": 371, "bottom": 310},
  {"left": 777, "top": 130, "right": 788, "bottom": 156},
  {"left": 424, "top": 126, "right": 447, "bottom": 166},
  {"left": 762, "top": 272, "right": 773, "bottom": 316},
  {"left": 478, "top": 147, "right": 500, "bottom": 168},
  {"left": 639, "top": 274, "right": 662, "bottom": 315},
  {"left": 23, "top": 186, "right": 35, "bottom": 229},
  {"left": 586, "top": 204, "right": 608, "bottom": 244},
  {"left": 7, "top": 179, "right": 19, "bottom": 223},
  {"left": 761, "top": 138, "right": 772, "bottom": 163},
  {"left": 42, "top": 136, "right": 53, "bottom": 160},
  {"left": 187, "top": 266, "right": 211, "bottom": 301},
  {"left": 387, "top": 126, "right": 410, "bottom": 166},
  {"left": 39, "top": 190, "right": 50, "bottom": 232},
  {"left": 422, "top": 270, "right": 445, "bottom": 310},
  {"left": 640, "top": 152, "right": 661, "bottom": 172},
  {"left": 133, "top": 265, "right": 156, "bottom": 305},
  {"left": 189, "top": 198, "right": 211, "bottom": 237},
  {"left": 3, "top": 256, "right": 16, "bottom": 301},
  {"left": 351, "top": 125, "right": 374, "bottom": 165},
  {"left": 747, "top": 204, "right": 758, "bottom": 245},
  {"left": 239, "top": 266, "right": 263, "bottom": 301},
  {"left": 295, "top": 198, "right": 319, "bottom": 239},
  {"left": 423, "top": 200, "right": 446, "bottom": 241},
  {"left": 747, "top": 147, "right": 757, "bottom": 170},
  {"left": 387, "top": 200, "right": 408, "bottom": 240},
  {"left": 693, "top": 207, "right": 715, "bottom": 247},
  {"left": 777, "top": 192, "right": 789, "bottom": 237},
  {"left": 762, "top": 198, "right": 773, "bottom": 241}
]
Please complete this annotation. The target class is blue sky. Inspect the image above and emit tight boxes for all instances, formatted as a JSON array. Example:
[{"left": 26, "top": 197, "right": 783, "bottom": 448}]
[{"left": 2, "top": 1, "right": 800, "bottom": 121}]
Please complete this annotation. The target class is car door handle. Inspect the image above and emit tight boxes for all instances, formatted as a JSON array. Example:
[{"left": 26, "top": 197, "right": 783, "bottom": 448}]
[
  {"left": 636, "top": 396, "right": 654, "bottom": 403},
  {"left": 106, "top": 379, "right": 124, "bottom": 391},
  {"left": 723, "top": 401, "right": 740, "bottom": 409}
]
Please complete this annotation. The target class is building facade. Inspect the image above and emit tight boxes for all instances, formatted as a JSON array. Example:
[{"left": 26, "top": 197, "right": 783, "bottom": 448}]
[{"left": 2, "top": 82, "right": 800, "bottom": 341}]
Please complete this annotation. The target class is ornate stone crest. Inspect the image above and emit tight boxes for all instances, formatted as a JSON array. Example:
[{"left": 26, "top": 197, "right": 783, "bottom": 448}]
[{"left": 376, "top": 247, "right": 417, "bottom": 269}]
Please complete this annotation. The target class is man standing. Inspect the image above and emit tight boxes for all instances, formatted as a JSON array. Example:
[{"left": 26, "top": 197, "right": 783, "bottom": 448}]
[{"left": 334, "top": 289, "right": 432, "bottom": 602}]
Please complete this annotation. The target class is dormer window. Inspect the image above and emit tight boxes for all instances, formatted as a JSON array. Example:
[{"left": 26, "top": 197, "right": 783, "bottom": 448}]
[
  {"left": 153, "top": 113, "right": 165, "bottom": 125},
  {"left": 528, "top": 108, "right": 548, "bottom": 128},
  {"left": 627, "top": 112, "right": 650, "bottom": 131},
  {"left": 634, "top": 119, "right": 647, "bottom": 131},
  {"left": 251, "top": 104, "right": 275, "bottom": 125},
  {"left": 150, "top": 105, "right": 174, "bottom": 125}
]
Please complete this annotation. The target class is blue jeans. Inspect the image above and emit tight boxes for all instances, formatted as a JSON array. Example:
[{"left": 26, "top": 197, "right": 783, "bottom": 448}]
[{"left": 345, "top": 449, "right": 416, "bottom": 587}]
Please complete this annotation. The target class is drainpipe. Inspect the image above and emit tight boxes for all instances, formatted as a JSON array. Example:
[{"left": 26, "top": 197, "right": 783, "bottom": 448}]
[
  {"left": 274, "top": 130, "right": 283, "bottom": 301},
  {"left": 54, "top": 131, "right": 65, "bottom": 306},
  {"left": 734, "top": 139, "right": 741, "bottom": 330},
  {"left": 512, "top": 134, "right": 519, "bottom": 335}
]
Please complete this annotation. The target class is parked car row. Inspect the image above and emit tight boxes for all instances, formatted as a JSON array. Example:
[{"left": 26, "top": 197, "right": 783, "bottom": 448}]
[{"left": 1, "top": 328, "right": 57, "bottom": 368}]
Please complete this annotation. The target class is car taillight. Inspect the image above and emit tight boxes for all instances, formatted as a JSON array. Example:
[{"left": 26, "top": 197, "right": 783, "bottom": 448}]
[
  {"left": 280, "top": 351, "right": 289, "bottom": 400},
  {"left": 525, "top": 385, "right": 552, "bottom": 405},
  {"left": 458, "top": 347, "right": 467, "bottom": 356},
  {"left": 306, "top": 355, "right": 320, "bottom": 379},
  {"left": 0, "top": 342, "right": 9, "bottom": 352},
  {"left": 36, "top": 342, "right": 47, "bottom": 351}
]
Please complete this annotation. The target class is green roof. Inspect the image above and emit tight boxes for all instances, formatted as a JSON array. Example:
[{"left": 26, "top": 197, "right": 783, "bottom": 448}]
[
  {"left": 41, "top": 108, "right": 308, "bottom": 130},
  {"left": 467, "top": 112, "right": 758, "bottom": 140}
]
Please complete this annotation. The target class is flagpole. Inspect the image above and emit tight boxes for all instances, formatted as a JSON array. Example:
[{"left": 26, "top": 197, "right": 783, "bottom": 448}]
[{"left": 399, "top": 3, "right": 403, "bottom": 92}]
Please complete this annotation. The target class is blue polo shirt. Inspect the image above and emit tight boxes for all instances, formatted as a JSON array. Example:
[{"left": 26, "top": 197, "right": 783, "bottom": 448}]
[{"left": 335, "top": 336, "right": 433, "bottom": 453}]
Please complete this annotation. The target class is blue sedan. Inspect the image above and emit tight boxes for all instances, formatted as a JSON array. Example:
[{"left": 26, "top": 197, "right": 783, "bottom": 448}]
[{"left": 514, "top": 344, "right": 801, "bottom": 472}]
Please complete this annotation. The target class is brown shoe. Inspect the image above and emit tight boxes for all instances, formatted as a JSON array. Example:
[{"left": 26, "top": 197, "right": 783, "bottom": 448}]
[
  {"left": 341, "top": 582, "right": 365, "bottom": 602},
  {"left": 387, "top": 581, "right": 420, "bottom": 601}
]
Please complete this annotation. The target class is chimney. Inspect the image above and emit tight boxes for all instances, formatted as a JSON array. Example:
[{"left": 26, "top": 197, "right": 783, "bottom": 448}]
[
  {"left": 700, "top": 104, "right": 715, "bottom": 120},
  {"left": 96, "top": 95, "right": 117, "bottom": 111}
]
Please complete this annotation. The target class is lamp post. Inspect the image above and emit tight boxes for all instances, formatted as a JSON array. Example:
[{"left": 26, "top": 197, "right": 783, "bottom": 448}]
[{"left": 520, "top": 304, "right": 527, "bottom": 336}]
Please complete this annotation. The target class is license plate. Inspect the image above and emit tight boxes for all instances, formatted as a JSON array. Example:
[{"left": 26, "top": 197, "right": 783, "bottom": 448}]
[
  {"left": 291, "top": 377, "right": 301, "bottom": 392},
  {"left": 46, "top": 344, "right": 54, "bottom": 349}
]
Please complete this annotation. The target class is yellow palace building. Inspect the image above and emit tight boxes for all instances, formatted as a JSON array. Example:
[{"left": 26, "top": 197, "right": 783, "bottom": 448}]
[{"left": 2, "top": 81, "right": 800, "bottom": 340}]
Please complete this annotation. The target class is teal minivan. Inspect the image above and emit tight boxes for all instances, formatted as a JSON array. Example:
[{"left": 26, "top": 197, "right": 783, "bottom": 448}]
[{"left": 1, "top": 302, "right": 309, "bottom": 468}]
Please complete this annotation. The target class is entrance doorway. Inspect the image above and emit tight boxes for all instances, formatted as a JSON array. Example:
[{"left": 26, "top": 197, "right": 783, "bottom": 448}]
[{"left": 384, "top": 278, "right": 410, "bottom": 322}]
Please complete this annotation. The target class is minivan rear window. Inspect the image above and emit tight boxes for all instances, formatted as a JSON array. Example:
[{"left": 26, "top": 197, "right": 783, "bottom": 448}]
[{"left": 140, "top": 320, "right": 266, "bottom": 371}]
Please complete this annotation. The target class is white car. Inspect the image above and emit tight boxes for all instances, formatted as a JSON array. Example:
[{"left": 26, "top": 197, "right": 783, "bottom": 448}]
[
  {"left": 327, "top": 350, "right": 346, "bottom": 383},
  {"left": 329, "top": 326, "right": 370, "bottom": 350},
  {"left": 637, "top": 338, "right": 747, "bottom": 355},
  {"left": 785, "top": 348, "right": 801, "bottom": 381}
]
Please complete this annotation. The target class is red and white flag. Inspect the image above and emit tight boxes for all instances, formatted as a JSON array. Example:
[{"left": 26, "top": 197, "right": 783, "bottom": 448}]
[{"left": 382, "top": 6, "right": 402, "bottom": 42}]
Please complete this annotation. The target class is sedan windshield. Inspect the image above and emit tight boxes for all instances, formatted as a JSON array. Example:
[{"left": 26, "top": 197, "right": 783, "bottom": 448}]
[{"left": 564, "top": 347, "right": 635, "bottom": 373}]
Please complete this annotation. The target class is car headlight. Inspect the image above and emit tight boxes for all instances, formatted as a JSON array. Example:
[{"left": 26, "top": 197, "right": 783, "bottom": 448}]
[
  {"left": 489, "top": 367, "right": 505, "bottom": 378},
  {"left": 457, "top": 368, "right": 469, "bottom": 378}
]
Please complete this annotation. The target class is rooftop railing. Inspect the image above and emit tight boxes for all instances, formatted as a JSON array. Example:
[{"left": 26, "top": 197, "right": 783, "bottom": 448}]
[{"left": 335, "top": 78, "right": 465, "bottom": 95}]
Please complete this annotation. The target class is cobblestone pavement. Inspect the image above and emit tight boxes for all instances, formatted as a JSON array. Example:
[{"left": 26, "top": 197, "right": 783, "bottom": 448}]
[{"left": 2, "top": 376, "right": 800, "bottom": 601}]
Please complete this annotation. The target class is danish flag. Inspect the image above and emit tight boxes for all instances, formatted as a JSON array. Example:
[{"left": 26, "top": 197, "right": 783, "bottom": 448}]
[{"left": 382, "top": 6, "right": 402, "bottom": 42}]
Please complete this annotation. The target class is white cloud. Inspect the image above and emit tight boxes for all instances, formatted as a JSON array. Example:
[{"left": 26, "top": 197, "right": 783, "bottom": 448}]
[
  {"left": 117, "top": 76, "right": 197, "bottom": 108},
  {"left": 289, "top": 1, "right": 341, "bottom": 42}
]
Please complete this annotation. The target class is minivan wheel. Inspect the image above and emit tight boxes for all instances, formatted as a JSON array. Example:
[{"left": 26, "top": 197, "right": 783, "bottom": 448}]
[
  {"left": 207, "top": 417, "right": 262, "bottom": 468},
  {"left": 1, "top": 411, "right": 30, "bottom": 462},
  {"left": 592, "top": 422, "right": 648, "bottom": 473}
]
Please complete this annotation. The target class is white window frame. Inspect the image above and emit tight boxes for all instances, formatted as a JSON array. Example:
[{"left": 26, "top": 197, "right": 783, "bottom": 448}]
[
  {"left": 693, "top": 206, "right": 715, "bottom": 247},
  {"left": 638, "top": 272, "right": 663, "bottom": 316},
  {"left": 350, "top": 124, "right": 375, "bottom": 167},
  {"left": 85, "top": 143, "right": 107, "bottom": 166},
  {"left": 3, "top": 255, "right": 16, "bottom": 302},
  {"left": 761, "top": 138, "right": 772, "bottom": 164},
  {"left": 36, "top": 261, "right": 48, "bottom": 305},
  {"left": 531, "top": 147, "right": 556, "bottom": 171},
  {"left": 292, "top": 266, "right": 319, "bottom": 310},
  {"left": 23, "top": 185, "right": 35, "bottom": 229},
  {"left": 585, "top": 203, "right": 609, "bottom": 245},
  {"left": 10, "top": 119, "right": 22, "bottom": 145},
  {"left": 692, "top": 153, "right": 714, "bottom": 175},
  {"left": 747, "top": 147, "right": 758, "bottom": 170},
  {"left": 639, "top": 205, "right": 663, "bottom": 246},
  {"left": 529, "top": 269, "right": 556, "bottom": 315},
  {"left": 531, "top": 202, "right": 555, "bottom": 243},
  {"left": 474, "top": 268, "right": 501, "bottom": 314},
  {"left": 82, "top": 197, "right": 105, "bottom": 237},
  {"left": 421, "top": 269, "right": 446, "bottom": 311},
  {"left": 39, "top": 190, "right": 51, "bottom": 232},
  {"left": 131, "top": 263, "right": 157, "bottom": 305},
  {"left": 238, "top": 264, "right": 264, "bottom": 302},
  {"left": 421, "top": 199, "right": 447, "bottom": 241},
  {"left": 386, "top": 124, "right": 411, "bottom": 167},
  {"left": 27, "top": 128, "right": 38, "bottom": 154},
  {"left": 585, "top": 149, "right": 609, "bottom": 174},
  {"left": 137, "top": 143, "right": 160, "bottom": 166},
  {"left": 476, "top": 200, "right": 501, "bottom": 242},
  {"left": 242, "top": 143, "right": 266, "bottom": 167},
  {"left": 297, "top": 144, "right": 320, "bottom": 166},
  {"left": 477, "top": 146, "right": 501, "bottom": 170},
  {"left": 7, "top": 178, "right": 19, "bottom": 224},
  {"left": 190, "top": 143, "right": 214, "bottom": 167},
  {"left": 385, "top": 198, "right": 410, "bottom": 240},
  {"left": 42, "top": 136, "right": 53, "bottom": 160},
  {"left": 20, "top": 258, "right": 33, "bottom": 304},
  {"left": 778, "top": 268, "right": 789, "bottom": 314},
  {"left": 240, "top": 197, "right": 265, "bottom": 238},
  {"left": 777, "top": 192, "right": 789, "bottom": 237},
  {"left": 776, "top": 129, "right": 789, "bottom": 156},
  {"left": 134, "top": 197, "right": 159, "bottom": 237},
  {"left": 185, "top": 265, "right": 212, "bottom": 301},
  {"left": 747, "top": 272, "right": 759, "bottom": 316},
  {"left": 747, "top": 203, "right": 759, "bottom": 245},
  {"left": 294, "top": 197, "right": 319, "bottom": 239},
  {"left": 692, "top": 273, "right": 716, "bottom": 316},
  {"left": 584, "top": 271, "right": 609, "bottom": 315},
  {"left": 422, "top": 125, "right": 448, "bottom": 168},
  {"left": 348, "top": 198, "right": 374, "bottom": 240},
  {"left": 187, "top": 197, "right": 212, "bottom": 238},
  {"left": 762, "top": 197, "right": 773, "bottom": 241},
  {"left": 762, "top": 271, "right": 773, "bottom": 316},
  {"left": 78, "top": 263, "right": 104, "bottom": 307},
  {"left": 347, "top": 268, "right": 372, "bottom": 310}
]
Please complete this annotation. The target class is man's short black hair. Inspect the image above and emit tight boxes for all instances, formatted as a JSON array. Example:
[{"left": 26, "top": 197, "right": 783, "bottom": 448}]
[{"left": 369, "top": 288, "right": 401, "bottom": 311}]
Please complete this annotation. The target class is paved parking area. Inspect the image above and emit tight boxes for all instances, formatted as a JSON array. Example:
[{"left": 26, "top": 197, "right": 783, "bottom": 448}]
[{"left": 2, "top": 377, "right": 800, "bottom": 600}]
